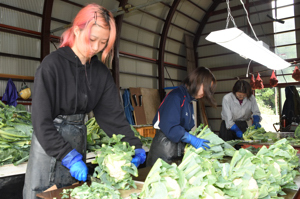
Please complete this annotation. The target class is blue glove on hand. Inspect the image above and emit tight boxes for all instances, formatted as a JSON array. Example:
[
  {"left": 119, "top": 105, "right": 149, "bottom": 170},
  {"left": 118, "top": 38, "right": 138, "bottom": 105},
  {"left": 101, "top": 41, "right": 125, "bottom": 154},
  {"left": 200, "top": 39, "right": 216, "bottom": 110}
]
[
  {"left": 252, "top": 115, "right": 261, "bottom": 129},
  {"left": 62, "top": 149, "right": 88, "bottom": 182},
  {"left": 230, "top": 124, "right": 243, "bottom": 138},
  {"left": 181, "top": 132, "right": 210, "bottom": 150},
  {"left": 131, "top": 148, "right": 146, "bottom": 168}
]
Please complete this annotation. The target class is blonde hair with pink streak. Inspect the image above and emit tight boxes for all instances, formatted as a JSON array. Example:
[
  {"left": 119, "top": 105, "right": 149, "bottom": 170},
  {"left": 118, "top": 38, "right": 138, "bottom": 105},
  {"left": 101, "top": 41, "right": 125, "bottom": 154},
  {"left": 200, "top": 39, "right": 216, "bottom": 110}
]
[{"left": 60, "top": 3, "right": 116, "bottom": 64}]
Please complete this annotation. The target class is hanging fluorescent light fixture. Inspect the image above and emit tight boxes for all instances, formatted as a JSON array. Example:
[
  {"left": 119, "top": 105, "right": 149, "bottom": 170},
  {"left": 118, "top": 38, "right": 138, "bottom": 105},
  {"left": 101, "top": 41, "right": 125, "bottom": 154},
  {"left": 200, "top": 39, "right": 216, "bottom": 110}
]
[
  {"left": 205, "top": 28, "right": 291, "bottom": 70},
  {"left": 205, "top": 0, "right": 291, "bottom": 71}
]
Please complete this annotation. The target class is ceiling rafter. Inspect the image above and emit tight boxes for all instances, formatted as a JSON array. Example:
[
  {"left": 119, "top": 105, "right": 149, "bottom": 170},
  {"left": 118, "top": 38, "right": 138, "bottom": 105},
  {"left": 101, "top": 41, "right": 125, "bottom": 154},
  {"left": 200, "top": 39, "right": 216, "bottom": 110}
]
[
  {"left": 112, "top": 0, "right": 128, "bottom": 88},
  {"left": 187, "top": 0, "right": 207, "bottom": 13},
  {"left": 193, "top": 0, "right": 222, "bottom": 67},
  {"left": 41, "top": 0, "right": 54, "bottom": 61},
  {"left": 158, "top": 0, "right": 181, "bottom": 100}
]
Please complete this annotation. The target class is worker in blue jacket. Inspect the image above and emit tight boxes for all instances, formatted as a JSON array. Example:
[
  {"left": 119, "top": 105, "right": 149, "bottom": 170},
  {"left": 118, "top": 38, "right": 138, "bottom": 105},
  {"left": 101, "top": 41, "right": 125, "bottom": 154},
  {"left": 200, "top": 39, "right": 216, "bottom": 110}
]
[{"left": 146, "top": 67, "right": 217, "bottom": 166}]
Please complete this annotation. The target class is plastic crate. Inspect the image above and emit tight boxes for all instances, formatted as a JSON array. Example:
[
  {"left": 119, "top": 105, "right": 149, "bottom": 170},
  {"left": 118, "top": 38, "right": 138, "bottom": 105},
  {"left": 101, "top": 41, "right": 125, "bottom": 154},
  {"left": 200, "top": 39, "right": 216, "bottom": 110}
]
[{"left": 135, "top": 126, "right": 156, "bottom": 138}]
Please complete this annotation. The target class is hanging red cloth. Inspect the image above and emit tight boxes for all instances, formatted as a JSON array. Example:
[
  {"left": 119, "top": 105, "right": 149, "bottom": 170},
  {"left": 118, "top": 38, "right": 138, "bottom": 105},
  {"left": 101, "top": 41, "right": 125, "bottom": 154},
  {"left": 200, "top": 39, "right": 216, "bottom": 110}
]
[
  {"left": 255, "top": 73, "right": 264, "bottom": 89},
  {"left": 269, "top": 70, "right": 278, "bottom": 87},
  {"left": 250, "top": 74, "right": 256, "bottom": 90},
  {"left": 292, "top": 66, "right": 300, "bottom": 81}
]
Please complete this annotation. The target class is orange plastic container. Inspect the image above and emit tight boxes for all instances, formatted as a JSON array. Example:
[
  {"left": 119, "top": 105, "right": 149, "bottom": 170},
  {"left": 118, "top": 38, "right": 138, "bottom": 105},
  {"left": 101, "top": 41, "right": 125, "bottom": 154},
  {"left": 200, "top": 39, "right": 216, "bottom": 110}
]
[{"left": 135, "top": 126, "right": 156, "bottom": 138}]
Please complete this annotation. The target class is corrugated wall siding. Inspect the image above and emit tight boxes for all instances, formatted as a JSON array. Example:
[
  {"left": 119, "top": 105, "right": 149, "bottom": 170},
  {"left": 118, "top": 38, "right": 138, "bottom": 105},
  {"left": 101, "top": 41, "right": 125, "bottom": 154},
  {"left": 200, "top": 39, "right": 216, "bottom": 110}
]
[{"left": 0, "top": 0, "right": 43, "bottom": 112}]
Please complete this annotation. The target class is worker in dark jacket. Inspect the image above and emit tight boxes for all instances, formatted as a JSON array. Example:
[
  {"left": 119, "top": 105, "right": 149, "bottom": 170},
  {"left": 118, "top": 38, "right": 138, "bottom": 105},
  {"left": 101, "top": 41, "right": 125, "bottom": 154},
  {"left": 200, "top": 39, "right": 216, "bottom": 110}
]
[
  {"left": 146, "top": 67, "right": 217, "bottom": 166},
  {"left": 23, "top": 4, "right": 145, "bottom": 199}
]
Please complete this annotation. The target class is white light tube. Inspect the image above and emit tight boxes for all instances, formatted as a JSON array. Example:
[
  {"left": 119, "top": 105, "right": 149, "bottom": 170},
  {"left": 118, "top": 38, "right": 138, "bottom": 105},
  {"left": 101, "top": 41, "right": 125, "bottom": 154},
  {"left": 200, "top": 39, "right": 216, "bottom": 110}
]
[{"left": 205, "top": 27, "right": 291, "bottom": 70}]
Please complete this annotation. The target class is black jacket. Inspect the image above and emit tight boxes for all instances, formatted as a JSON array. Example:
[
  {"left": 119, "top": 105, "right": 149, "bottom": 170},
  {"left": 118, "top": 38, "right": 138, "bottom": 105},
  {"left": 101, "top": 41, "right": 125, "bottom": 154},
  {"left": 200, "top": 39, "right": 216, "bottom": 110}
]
[{"left": 32, "top": 46, "right": 142, "bottom": 160}]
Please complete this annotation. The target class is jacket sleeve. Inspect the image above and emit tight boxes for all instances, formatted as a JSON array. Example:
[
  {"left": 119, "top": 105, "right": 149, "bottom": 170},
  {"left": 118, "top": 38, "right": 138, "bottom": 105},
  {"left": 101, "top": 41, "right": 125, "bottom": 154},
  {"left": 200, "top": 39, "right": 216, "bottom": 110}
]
[
  {"left": 221, "top": 95, "right": 235, "bottom": 129},
  {"left": 155, "top": 94, "right": 186, "bottom": 143},
  {"left": 31, "top": 59, "right": 72, "bottom": 161},
  {"left": 251, "top": 95, "right": 261, "bottom": 121},
  {"left": 93, "top": 72, "right": 142, "bottom": 149}
]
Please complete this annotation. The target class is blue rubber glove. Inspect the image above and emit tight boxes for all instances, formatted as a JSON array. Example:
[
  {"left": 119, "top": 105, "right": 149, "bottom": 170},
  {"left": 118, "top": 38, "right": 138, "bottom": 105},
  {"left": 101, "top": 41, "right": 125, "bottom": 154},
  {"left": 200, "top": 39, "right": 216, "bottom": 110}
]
[
  {"left": 230, "top": 124, "right": 243, "bottom": 138},
  {"left": 181, "top": 132, "right": 210, "bottom": 150},
  {"left": 62, "top": 149, "right": 88, "bottom": 182},
  {"left": 131, "top": 148, "right": 146, "bottom": 168},
  {"left": 252, "top": 115, "right": 261, "bottom": 129}
]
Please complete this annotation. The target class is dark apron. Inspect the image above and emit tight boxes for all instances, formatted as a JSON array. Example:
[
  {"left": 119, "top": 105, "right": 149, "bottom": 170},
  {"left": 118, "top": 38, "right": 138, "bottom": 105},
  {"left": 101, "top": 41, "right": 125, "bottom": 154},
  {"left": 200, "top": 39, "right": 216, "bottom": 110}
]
[
  {"left": 146, "top": 130, "right": 185, "bottom": 167},
  {"left": 219, "top": 120, "right": 248, "bottom": 141},
  {"left": 23, "top": 114, "right": 86, "bottom": 199}
]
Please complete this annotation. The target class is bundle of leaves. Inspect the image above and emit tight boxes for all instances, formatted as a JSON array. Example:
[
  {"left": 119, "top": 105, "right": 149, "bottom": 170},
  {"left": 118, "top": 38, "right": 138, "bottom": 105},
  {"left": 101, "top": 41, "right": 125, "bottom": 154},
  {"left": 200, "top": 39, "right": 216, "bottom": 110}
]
[
  {"left": 130, "top": 125, "right": 153, "bottom": 149},
  {"left": 178, "top": 151, "right": 227, "bottom": 199},
  {"left": 0, "top": 101, "right": 32, "bottom": 166},
  {"left": 185, "top": 124, "right": 236, "bottom": 159},
  {"left": 85, "top": 117, "right": 152, "bottom": 151},
  {"left": 91, "top": 134, "right": 138, "bottom": 190},
  {"left": 61, "top": 181, "right": 121, "bottom": 199},
  {"left": 139, "top": 158, "right": 187, "bottom": 199},
  {"left": 61, "top": 182, "right": 122, "bottom": 199},
  {"left": 85, "top": 117, "right": 111, "bottom": 151},
  {"left": 243, "top": 126, "right": 278, "bottom": 142},
  {"left": 294, "top": 124, "right": 300, "bottom": 139}
]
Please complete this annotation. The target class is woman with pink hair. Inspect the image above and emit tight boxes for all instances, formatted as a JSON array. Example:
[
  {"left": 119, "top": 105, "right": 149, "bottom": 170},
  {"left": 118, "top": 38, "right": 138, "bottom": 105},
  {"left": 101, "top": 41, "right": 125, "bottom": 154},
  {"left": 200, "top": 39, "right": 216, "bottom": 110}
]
[{"left": 23, "top": 4, "right": 145, "bottom": 198}]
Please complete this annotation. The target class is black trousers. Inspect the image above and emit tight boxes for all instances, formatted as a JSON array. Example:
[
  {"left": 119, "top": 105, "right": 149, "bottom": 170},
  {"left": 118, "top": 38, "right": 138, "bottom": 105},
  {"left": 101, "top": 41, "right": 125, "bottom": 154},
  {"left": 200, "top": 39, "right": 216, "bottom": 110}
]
[
  {"left": 219, "top": 120, "right": 248, "bottom": 141},
  {"left": 23, "top": 114, "right": 86, "bottom": 199}
]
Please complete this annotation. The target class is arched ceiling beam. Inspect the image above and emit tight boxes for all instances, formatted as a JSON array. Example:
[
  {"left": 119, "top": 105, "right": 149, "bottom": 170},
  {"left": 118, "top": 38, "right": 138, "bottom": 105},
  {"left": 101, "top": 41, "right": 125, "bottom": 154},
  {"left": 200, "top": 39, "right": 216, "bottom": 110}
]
[
  {"left": 187, "top": 0, "right": 207, "bottom": 13},
  {"left": 41, "top": 0, "right": 54, "bottom": 61},
  {"left": 113, "top": 0, "right": 128, "bottom": 88},
  {"left": 193, "top": 0, "right": 222, "bottom": 67},
  {"left": 158, "top": 0, "right": 180, "bottom": 100}
]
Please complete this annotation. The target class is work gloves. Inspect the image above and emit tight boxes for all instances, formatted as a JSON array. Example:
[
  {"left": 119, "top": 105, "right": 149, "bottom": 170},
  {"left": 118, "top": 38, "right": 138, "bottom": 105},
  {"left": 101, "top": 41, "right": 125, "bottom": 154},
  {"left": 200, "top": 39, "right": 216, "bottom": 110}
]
[
  {"left": 62, "top": 149, "right": 88, "bottom": 182},
  {"left": 230, "top": 124, "right": 243, "bottom": 138},
  {"left": 252, "top": 115, "right": 261, "bottom": 129},
  {"left": 131, "top": 148, "right": 146, "bottom": 168},
  {"left": 181, "top": 132, "right": 210, "bottom": 150}
]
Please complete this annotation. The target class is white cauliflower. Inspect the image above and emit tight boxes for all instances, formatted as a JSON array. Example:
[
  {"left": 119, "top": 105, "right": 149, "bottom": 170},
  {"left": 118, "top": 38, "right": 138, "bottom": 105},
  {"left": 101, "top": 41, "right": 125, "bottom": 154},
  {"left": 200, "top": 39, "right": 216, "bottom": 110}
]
[
  {"left": 164, "top": 177, "right": 181, "bottom": 198},
  {"left": 233, "top": 177, "right": 259, "bottom": 199},
  {"left": 104, "top": 154, "right": 127, "bottom": 181},
  {"left": 273, "top": 162, "right": 281, "bottom": 173}
]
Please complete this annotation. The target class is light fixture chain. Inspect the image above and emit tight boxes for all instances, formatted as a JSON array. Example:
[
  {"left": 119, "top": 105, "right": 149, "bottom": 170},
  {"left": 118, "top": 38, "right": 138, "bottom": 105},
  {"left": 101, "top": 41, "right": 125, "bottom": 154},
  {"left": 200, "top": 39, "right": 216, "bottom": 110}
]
[
  {"left": 239, "top": 0, "right": 259, "bottom": 41},
  {"left": 226, "top": 0, "right": 237, "bottom": 28}
]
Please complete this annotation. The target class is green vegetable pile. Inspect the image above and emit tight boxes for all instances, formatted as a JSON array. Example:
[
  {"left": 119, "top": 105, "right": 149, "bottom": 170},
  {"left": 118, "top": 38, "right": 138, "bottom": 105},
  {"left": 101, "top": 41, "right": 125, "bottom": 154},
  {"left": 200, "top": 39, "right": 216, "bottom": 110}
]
[
  {"left": 91, "top": 134, "right": 138, "bottom": 190},
  {"left": 139, "top": 158, "right": 186, "bottom": 199},
  {"left": 0, "top": 101, "right": 33, "bottom": 166},
  {"left": 85, "top": 117, "right": 153, "bottom": 151},
  {"left": 243, "top": 126, "right": 278, "bottom": 142},
  {"left": 85, "top": 117, "right": 110, "bottom": 151},
  {"left": 286, "top": 125, "right": 300, "bottom": 145},
  {"left": 61, "top": 181, "right": 122, "bottom": 199},
  {"left": 140, "top": 124, "right": 300, "bottom": 199},
  {"left": 295, "top": 124, "right": 300, "bottom": 139},
  {"left": 130, "top": 125, "right": 153, "bottom": 149},
  {"left": 185, "top": 124, "right": 237, "bottom": 159}
]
